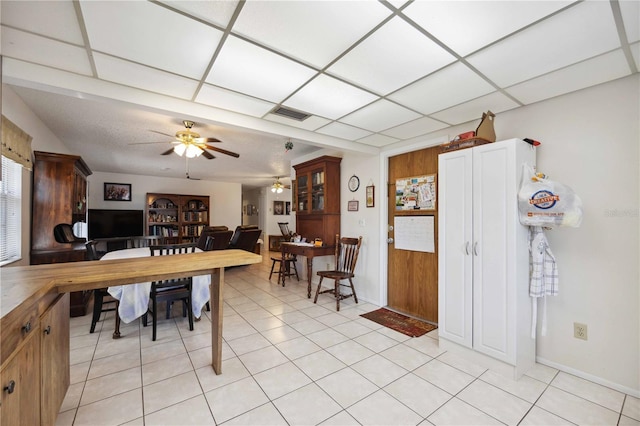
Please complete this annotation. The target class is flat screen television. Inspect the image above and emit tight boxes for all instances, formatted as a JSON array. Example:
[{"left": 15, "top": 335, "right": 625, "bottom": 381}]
[{"left": 88, "top": 209, "right": 144, "bottom": 239}]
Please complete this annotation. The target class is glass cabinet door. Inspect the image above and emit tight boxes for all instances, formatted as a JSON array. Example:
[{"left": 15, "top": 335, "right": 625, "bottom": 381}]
[
  {"left": 311, "top": 170, "right": 325, "bottom": 211},
  {"left": 297, "top": 174, "right": 308, "bottom": 212}
]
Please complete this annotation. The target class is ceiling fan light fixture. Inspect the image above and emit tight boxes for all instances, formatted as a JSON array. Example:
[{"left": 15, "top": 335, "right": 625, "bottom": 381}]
[
  {"left": 173, "top": 143, "right": 187, "bottom": 156},
  {"left": 185, "top": 144, "right": 203, "bottom": 158},
  {"left": 271, "top": 177, "right": 284, "bottom": 193}
]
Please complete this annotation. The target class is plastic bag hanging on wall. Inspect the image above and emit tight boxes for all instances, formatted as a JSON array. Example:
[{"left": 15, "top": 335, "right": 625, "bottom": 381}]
[{"left": 517, "top": 164, "right": 583, "bottom": 228}]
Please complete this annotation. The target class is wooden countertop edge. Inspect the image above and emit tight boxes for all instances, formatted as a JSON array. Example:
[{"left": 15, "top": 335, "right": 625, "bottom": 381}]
[{"left": 1, "top": 250, "right": 261, "bottom": 328}]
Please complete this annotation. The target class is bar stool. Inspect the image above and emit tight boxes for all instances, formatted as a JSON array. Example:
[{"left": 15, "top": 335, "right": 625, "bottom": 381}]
[{"left": 269, "top": 254, "right": 299, "bottom": 286}]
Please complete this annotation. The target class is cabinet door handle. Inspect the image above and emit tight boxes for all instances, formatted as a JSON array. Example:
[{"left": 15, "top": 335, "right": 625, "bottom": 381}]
[
  {"left": 4, "top": 380, "right": 15, "bottom": 394},
  {"left": 473, "top": 242, "right": 479, "bottom": 256},
  {"left": 43, "top": 325, "right": 51, "bottom": 335},
  {"left": 21, "top": 322, "right": 31, "bottom": 334},
  {"left": 465, "top": 242, "right": 470, "bottom": 255}
]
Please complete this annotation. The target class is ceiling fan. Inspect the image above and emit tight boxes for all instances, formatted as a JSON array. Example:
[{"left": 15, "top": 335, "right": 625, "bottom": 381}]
[
  {"left": 271, "top": 176, "right": 291, "bottom": 193},
  {"left": 132, "top": 120, "right": 240, "bottom": 160}
]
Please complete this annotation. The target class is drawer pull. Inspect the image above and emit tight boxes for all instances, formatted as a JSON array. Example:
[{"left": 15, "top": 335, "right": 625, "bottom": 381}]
[
  {"left": 21, "top": 322, "right": 31, "bottom": 334},
  {"left": 43, "top": 326, "right": 51, "bottom": 335},
  {"left": 4, "top": 381, "right": 15, "bottom": 394}
]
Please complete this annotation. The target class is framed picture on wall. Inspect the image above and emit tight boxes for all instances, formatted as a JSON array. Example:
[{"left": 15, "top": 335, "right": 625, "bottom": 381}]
[
  {"left": 273, "top": 201, "right": 284, "bottom": 215},
  {"left": 285, "top": 202, "right": 291, "bottom": 215},
  {"left": 104, "top": 182, "right": 131, "bottom": 201},
  {"left": 348, "top": 200, "right": 359, "bottom": 212}
]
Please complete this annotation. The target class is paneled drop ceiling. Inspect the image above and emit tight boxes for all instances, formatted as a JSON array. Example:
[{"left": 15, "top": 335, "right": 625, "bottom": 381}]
[{"left": 1, "top": 0, "right": 638, "bottom": 185}]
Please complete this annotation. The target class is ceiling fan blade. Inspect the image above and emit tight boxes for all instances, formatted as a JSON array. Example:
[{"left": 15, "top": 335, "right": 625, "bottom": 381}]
[
  {"left": 161, "top": 148, "right": 175, "bottom": 155},
  {"left": 203, "top": 145, "right": 240, "bottom": 158},
  {"left": 149, "top": 130, "right": 174, "bottom": 138},
  {"left": 201, "top": 150, "right": 215, "bottom": 160},
  {"left": 194, "top": 137, "right": 221, "bottom": 143}
]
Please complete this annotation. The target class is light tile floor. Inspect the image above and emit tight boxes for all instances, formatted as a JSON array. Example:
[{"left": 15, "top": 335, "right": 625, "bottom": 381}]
[{"left": 58, "top": 254, "right": 639, "bottom": 425}]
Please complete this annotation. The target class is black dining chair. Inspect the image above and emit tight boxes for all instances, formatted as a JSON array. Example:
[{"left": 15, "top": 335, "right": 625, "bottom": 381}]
[
  {"left": 143, "top": 243, "right": 197, "bottom": 341},
  {"left": 86, "top": 240, "right": 120, "bottom": 334}
]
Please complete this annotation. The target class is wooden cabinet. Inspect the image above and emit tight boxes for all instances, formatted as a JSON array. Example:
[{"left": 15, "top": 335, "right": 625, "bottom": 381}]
[
  {"left": 0, "top": 293, "right": 70, "bottom": 425},
  {"left": 438, "top": 139, "right": 535, "bottom": 378},
  {"left": 146, "top": 193, "right": 209, "bottom": 243},
  {"left": 31, "top": 151, "right": 92, "bottom": 316},
  {"left": 294, "top": 156, "right": 341, "bottom": 245},
  {"left": 40, "top": 294, "right": 70, "bottom": 425}
]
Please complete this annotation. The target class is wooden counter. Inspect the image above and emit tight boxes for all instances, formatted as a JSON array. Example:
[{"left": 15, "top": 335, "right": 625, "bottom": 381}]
[{"left": 0, "top": 249, "right": 261, "bottom": 423}]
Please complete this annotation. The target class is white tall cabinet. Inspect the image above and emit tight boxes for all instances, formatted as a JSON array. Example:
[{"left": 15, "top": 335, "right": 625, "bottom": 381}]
[{"left": 438, "top": 138, "right": 536, "bottom": 378}]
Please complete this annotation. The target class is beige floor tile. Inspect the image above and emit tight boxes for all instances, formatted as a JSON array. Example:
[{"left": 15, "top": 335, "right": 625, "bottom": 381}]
[
  {"left": 140, "top": 338, "right": 186, "bottom": 364},
  {"left": 195, "top": 356, "right": 250, "bottom": 393},
  {"left": 275, "top": 335, "right": 322, "bottom": 360},
  {"left": 319, "top": 410, "right": 360, "bottom": 425},
  {"left": 352, "top": 353, "right": 408, "bottom": 388},
  {"left": 70, "top": 345, "right": 95, "bottom": 366},
  {"left": 80, "top": 366, "right": 142, "bottom": 406},
  {"left": 551, "top": 371, "right": 626, "bottom": 412},
  {"left": 437, "top": 351, "right": 487, "bottom": 377},
  {"left": 428, "top": 397, "right": 503, "bottom": 425},
  {"left": 70, "top": 360, "right": 90, "bottom": 384},
  {"left": 273, "top": 383, "right": 343, "bottom": 425},
  {"left": 54, "top": 409, "right": 76, "bottom": 426},
  {"left": 238, "top": 345, "right": 289, "bottom": 374},
  {"left": 620, "top": 415, "right": 640, "bottom": 425},
  {"left": 143, "top": 370, "right": 203, "bottom": 414},
  {"left": 205, "top": 376, "right": 269, "bottom": 423},
  {"left": 525, "top": 362, "right": 559, "bottom": 384},
  {"left": 260, "top": 324, "right": 303, "bottom": 344},
  {"left": 93, "top": 335, "right": 140, "bottom": 360},
  {"left": 74, "top": 388, "right": 143, "bottom": 425},
  {"left": 222, "top": 402, "right": 288, "bottom": 425},
  {"left": 403, "top": 334, "right": 445, "bottom": 358},
  {"left": 347, "top": 390, "right": 423, "bottom": 426},
  {"left": 253, "top": 361, "right": 312, "bottom": 399},
  {"left": 142, "top": 352, "right": 194, "bottom": 385},
  {"left": 87, "top": 349, "right": 141, "bottom": 380},
  {"left": 354, "top": 330, "right": 400, "bottom": 353},
  {"left": 332, "top": 320, "right": 376, "bottom": 338},
  {"left": 536, "top": 386, "right": 619, "bottom": 425},
  {"left": 247, "top": 315, "right": 285, "bottom": 331},
  {"left": 59, "top": 382, "right": 84, "bottom": 413},
  {"left": 624, "top": 395, "right": 640, "bottom": 421},
  {"left": 294, "top": 349, "right": 347, "bottom": 381},
  {"left": 480, "top": 369, "right": 547, "bottom": 403},
  {"left": 457, "top": 379, "right": 532, "bottom": 425},
  {"left": 316, "top": 367, "right": 378, "bottom": 408},
  {"left": 519, "top": 406, "right": 575, "bottom": 425},
  {"left": 380, "top": 343, "right": 433, "bottom": 371},
  {"left": 384, "top": 373, "right": 453, "bottom": 417},
  {"left": 227, "top": 332, "right": 272, "bottom": 355},
  {"left": 70, "top": 332, "right": 100, "bottom": 350},
  {"left": 326, "top": 339, "right": 375, "bottom": 365},
  {"left": 144, "top": 394, "right": 214, "bottom": 425},
  {"left": 413, "top": 359, "right": 475, "bottom": 395}
]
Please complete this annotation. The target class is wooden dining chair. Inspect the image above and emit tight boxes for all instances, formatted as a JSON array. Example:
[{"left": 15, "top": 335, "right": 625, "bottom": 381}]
[
  {"left": 129, "top": 235, "right": 164, "bottom": 248},
  {"left": 143, "top": 243, "right": 196, "bottom": 341},
  {"left": 86, "top": 240, "right": 120, "bottom": 334},
  {"left": 314, "top": 235, "right": 363, "bottom": 311}
]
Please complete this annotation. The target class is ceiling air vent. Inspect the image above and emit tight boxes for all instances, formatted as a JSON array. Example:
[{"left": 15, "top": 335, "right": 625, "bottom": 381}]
[{"left": 271, "top": 106, "right": 311, "bottom": 121}]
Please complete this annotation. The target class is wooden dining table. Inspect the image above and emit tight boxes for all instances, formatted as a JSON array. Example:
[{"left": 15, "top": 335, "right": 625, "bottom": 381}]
[
  {"left": 1, "top": 249, "right": 261, "bottom": 375},
  {"left": 280, "top": 242, "right": 335, "bottom": 298}
]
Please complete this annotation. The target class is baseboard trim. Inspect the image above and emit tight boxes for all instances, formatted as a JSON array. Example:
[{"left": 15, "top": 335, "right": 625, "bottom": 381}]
[{"left": 536, "top": 356, "right": 640, "bottom": 398}]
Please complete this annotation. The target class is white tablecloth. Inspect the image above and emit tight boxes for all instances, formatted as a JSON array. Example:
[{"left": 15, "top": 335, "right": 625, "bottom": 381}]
[{"left": 104, "top": 247, "right": 211, "bottom": 323}]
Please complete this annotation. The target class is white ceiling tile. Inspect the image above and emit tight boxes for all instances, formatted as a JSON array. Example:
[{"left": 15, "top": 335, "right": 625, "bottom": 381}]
[
  {"left": 285, "top": 74, "right": 378, "bottom": 120},
  {"left": 388, "top": 61, "right": 495, "bottom": 115},
  {"left": 264, "top": 114, "right": 331, "bottom": 131},
  {"left": 467, "top": 1, "right": 620, "bottom": 87},
  {"left": 327, "top": 17, "right": 455, "bottom": 95},
  {"left": 1, "top": 27, "right": 92, "bottom": 75},
  {"left": 357, "top": 133, "right": 400, "bottom": 147},
  {"left": 620, "top": 0, "right": 640, "bottom": 43},
  {"left": 430, "top": 92, "right": 519, "bottom": 125},
  {"left": 206, "top": 35, "right": 316, "bottom": 104},
  {"left": 632, "top": 42, "right": 640, "bottom": 70},
  {"left": 506, "top": 50, "right": 631, "bottom": 105},
  {"left": 403, "top": 0, "right": 573, "bottom": 56},
  {"left": 0, "top": 0, "right": 84, "bottom": 44},
  {"left": 196, "top": 84, "right": 275, "bottom": 117},
  {"left": 94, "top": 53, "right": 199, "bottom": 100},
  {"left": 382, "top": 116, "right": 449, "bottom": 140},
  {"left": 158, "top": 0, "right": 239, "bottom": 28},
  {"left": 80, "top": 0, "right": 222, "bottom": 79},
  {"left": 316, "top": 122, "right": 373, "bottom": 141},
  {"left": 340, "top": 99, "right": 422, "bottom": 132},
  {"left": 232, "top": 1, "right": 390, "bottom": 68}
]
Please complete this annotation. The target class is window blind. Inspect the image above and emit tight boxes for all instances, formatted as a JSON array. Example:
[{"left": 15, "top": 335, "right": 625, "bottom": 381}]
[{"left": 1, "top": 156, "right": 22, "bottom": 265}]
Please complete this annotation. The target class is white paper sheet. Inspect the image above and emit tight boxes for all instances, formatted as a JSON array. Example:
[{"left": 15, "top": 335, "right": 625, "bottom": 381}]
[{"left": 394, "top": 216, "right": 435, "bottom": 253}]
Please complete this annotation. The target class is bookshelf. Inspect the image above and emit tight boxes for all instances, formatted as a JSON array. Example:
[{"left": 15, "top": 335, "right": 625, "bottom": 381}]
[{"left": 146, "top": 193, "right": 209, "bottom": 242}]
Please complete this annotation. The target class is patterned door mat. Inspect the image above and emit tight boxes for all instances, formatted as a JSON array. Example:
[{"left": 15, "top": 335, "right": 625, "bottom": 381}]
[{"left": 360, "top": 308, "right": 437, "bottom": 338}]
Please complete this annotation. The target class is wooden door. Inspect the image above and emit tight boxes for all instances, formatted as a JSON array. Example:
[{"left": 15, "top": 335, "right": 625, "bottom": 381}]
[
  {"left": 0, "top": 332, "right": 40, "bottom": 425},
  {"left": 387, "top": 146, "right": 440, "bottom": 322}
]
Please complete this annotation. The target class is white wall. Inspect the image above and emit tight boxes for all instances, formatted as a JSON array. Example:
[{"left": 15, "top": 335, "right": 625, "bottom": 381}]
[
  {"left": 373, "top": 75, "right": 639, "bottom": 395},
  {"left": 88, "top": 171, "right": 242, "bottom": 230}
]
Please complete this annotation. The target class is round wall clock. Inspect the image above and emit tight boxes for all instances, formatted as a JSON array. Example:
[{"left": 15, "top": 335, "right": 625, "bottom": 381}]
[{"left": 348, "top": 175, "right": 360, "bottom": 192}]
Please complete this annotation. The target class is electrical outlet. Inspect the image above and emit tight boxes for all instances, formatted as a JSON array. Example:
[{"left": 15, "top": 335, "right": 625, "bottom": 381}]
[{"left": 574, "top": 322, "right": 588, "bottom": 340}]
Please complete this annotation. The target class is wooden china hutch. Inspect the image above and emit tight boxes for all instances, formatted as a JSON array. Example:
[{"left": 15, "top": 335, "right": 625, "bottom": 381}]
[
  {"left": 31, "top": 151, "right": 92, "bottom": 316},
  {"left": 293, "top": 156, "right": 341, "bottom": 245}
]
